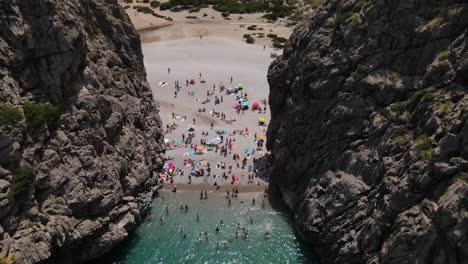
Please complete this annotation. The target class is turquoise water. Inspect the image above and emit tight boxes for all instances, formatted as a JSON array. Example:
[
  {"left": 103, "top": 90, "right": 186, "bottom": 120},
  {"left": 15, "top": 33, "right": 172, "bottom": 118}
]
[{"left": 93, "top": 190, "right": 318, "bottom": 264}]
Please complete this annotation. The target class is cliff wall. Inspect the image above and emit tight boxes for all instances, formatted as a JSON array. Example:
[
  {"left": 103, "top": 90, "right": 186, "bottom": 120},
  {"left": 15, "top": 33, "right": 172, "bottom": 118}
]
[
  {"left": 0, "top": 0, "right": 164, "bottom": 263},
  {"left": 267, "top": 1, "right": 467, "bottom": 263}
]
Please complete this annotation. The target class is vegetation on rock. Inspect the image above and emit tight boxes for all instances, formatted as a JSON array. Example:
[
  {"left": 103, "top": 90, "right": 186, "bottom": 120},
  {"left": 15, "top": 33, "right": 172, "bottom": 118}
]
[
  {"left": 82, "top": 19, "right": 102, "bottom": 39},
  {"left": 22, "top": 102, "right": 59, "bottom": 142},
  {"left": 414, "top": 135, "right": 436, "bottom": 161},
  {"left": 0, "top": 103, "right": 23, "bottom": 128},
  {"left": 9, "top": 166, "right": 34, "bottom": 205}
]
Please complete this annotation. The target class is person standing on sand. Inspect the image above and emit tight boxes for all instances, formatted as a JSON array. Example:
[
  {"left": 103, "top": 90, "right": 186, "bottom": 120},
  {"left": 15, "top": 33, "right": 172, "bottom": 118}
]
[
  {"left": 168, "top": 67, "right": 170, "bottom": 74},
  {"left": 230, "top": 76, "right": 233, "bottom": 83},
  {"left": 193, "top": 118, "right": 196, "bottom": 125},
  {"left": 200, "top": 35, "right": 202, "bottom": 40}
]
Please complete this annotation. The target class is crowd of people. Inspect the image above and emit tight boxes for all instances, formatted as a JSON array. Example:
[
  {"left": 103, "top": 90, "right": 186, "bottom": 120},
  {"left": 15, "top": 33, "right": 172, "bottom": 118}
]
[
  {"left": 156, "top": 188, "right": 271, "bottom": 250},
  {"left": 158, "top": 70, "right": 270, "bottom": 189}
]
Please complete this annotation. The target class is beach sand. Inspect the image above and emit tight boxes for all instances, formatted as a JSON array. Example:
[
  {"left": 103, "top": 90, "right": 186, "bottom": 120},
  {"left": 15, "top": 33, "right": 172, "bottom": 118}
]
[
  {"left": 119, "top": 1, "right": 289, "bottom": 192},
  {"left": 120, "top": 1, "right": 293, "bottom": 49},
  {"left": 143, "top": 37, "right": 273, "bottom": 190}
]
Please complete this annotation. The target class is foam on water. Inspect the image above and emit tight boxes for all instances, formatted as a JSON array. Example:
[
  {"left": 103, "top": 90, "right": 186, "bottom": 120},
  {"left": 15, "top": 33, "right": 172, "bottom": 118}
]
[{"left": 94, "top": 190, "right": 319, "bottom": 264}]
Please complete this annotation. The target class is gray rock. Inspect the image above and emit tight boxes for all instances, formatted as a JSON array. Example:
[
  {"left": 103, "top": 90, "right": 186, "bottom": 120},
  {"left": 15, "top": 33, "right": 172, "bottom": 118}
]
[
  {"left": 0, "top": 0, "right": 164, "bottom": 263},
  {"left": 267, "top": 1, "right": 468, "bottom": 263}
]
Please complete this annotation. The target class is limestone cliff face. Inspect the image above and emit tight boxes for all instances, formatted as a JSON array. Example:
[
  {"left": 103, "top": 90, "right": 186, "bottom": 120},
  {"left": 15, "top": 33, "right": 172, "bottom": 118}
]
[
  {"left": 267, "top": 1, "right": 467, "bottom": 263},
  {"left": 0, "top": 0, "right": 164, "bottom": 263}
]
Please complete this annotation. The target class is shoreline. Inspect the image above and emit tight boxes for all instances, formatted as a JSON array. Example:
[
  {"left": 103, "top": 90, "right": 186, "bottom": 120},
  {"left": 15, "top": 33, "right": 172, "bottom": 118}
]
[{"left": 160, "top": 183, "right": 268, "bottom": 193}]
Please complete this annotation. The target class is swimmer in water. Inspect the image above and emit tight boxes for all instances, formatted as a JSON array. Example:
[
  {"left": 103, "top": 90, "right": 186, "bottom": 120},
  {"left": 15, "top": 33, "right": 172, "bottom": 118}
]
[
  {"left": 196, "top": 212, "right": 200, "bottom": 221},
  {"left": 182, "top": 234, "right": 187, "bottom": 240},
  {"left": 252, "top": 198, "right": 255, "bottom": 205},
  {"left": 160, "top": 218, "right": 164, "bottom": 224},
  {"left": 164, "top": 205, "right": 169, "bottom": 214},
  {"left": 215, "top": 225, "right": 220, "bottom": 233},
  {"left": 179, "top": 226, "right": 184, "bottom": 233},
  {"left": 235, "top": 231, "right": 239, "bottom": 238},
  {"left": 265, "top": 231, "right": 271, "bottom": 238},
  {"left": 236, "top": 223, "right": 241, "bottom": 229}
]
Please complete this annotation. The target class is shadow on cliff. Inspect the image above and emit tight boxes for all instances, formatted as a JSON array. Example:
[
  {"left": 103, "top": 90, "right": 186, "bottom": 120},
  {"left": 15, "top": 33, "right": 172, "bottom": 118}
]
[{"left": 268, "top": 182, "right": 321, "bottom": 263}]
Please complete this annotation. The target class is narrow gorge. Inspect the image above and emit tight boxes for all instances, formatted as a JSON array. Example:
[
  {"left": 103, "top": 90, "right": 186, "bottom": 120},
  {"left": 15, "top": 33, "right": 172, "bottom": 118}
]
[{"left": 0, "top": 0, "right": 466, "bottom": 264}]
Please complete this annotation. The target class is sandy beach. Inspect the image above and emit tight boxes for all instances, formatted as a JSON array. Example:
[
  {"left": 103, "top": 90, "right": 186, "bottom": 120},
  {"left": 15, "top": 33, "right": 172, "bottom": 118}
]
[
  {"left": 118, "top": 1, "right": 289, "bottom": 192},
  {"left": 120, "top": 1, "right": 293, "bottom": 49},
  {"left": 143, "top": 37, "right": 273, "bottom": 190}
]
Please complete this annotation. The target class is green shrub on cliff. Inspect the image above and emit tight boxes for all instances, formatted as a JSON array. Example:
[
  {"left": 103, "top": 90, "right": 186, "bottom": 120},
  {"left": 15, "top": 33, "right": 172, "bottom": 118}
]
[
  {"left": 414, "top": 135, "right": 436, "bottom": 161},
  {"left": 83, "top": 19, "right": 102, "bottom": 39},
  {"left": 22, "top": 102, "right": 59, "bottom": 142},
  {"left": 0, "top": 103, "right": 23, "bottom": 128},
  {"left": 9, "top": 166, "right": 34, "bottom": 205},
  {"left": 390, "top": 87, "right": 435, "bottom": 113}
]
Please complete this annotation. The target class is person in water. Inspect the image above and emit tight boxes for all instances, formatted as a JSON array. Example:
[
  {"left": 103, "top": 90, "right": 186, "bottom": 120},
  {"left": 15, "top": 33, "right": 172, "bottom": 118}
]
[
  {"left": 252, "top": 198, "right": 255, "bottom": 205},
  {"left": 265, "top": 231, "right": 271, "bottom": 238},
  {"left": 215, "top": 225, "right": 220, "bottom": 233},
  {"left": 196, "top": 212, "right": 200, "bottom": 221},
  {"left": 160, "top": 218, "right": 164, "bottom": 224},
  {"left": 165, "top": 205, "right": 169, "bottom": 215}
]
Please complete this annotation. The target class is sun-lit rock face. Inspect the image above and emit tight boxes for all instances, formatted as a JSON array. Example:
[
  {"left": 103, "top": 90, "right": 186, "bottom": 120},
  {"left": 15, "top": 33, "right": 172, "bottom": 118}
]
[
  {"left": 267, "top": 1, "right": 467, "bottom": 263},
  {"left": 0, "top": 0, "right": 164, "bottom": 263}
]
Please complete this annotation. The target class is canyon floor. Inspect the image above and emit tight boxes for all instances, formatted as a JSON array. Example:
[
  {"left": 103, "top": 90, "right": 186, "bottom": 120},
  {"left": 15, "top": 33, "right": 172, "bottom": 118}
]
[
  {"left": 123, "top": 1, "right": 293, "bottom": 49},
  {"left": 123, "top": 3, "right": 293, "bottom": 192}
]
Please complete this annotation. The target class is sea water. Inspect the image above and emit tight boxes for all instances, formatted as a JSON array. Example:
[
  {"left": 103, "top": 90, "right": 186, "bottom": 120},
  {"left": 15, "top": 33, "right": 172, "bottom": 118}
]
[{"left": 93, "top": 190, "right": 319, "bottom": 264}]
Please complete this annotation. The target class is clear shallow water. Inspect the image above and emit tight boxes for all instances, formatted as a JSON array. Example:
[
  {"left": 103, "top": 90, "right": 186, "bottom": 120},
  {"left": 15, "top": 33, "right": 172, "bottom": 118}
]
[{"left": 93, "top": 190, "right": 319, "bottom": 264}]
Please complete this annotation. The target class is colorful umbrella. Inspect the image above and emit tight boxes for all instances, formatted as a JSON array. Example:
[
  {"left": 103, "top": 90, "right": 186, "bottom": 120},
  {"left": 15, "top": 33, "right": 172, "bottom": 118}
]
[{"left": 259, "top": 117, "right": 266, "bottom": 123}]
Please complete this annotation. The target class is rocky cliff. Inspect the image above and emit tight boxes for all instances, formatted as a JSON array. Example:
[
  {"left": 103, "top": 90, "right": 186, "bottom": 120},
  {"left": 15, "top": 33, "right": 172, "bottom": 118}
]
[
  {"left": 267, "top": 1, "right": 467, "bottom": 263},
  {"left": 0, "top": 0, "right": 164, "bottom": 263}
]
